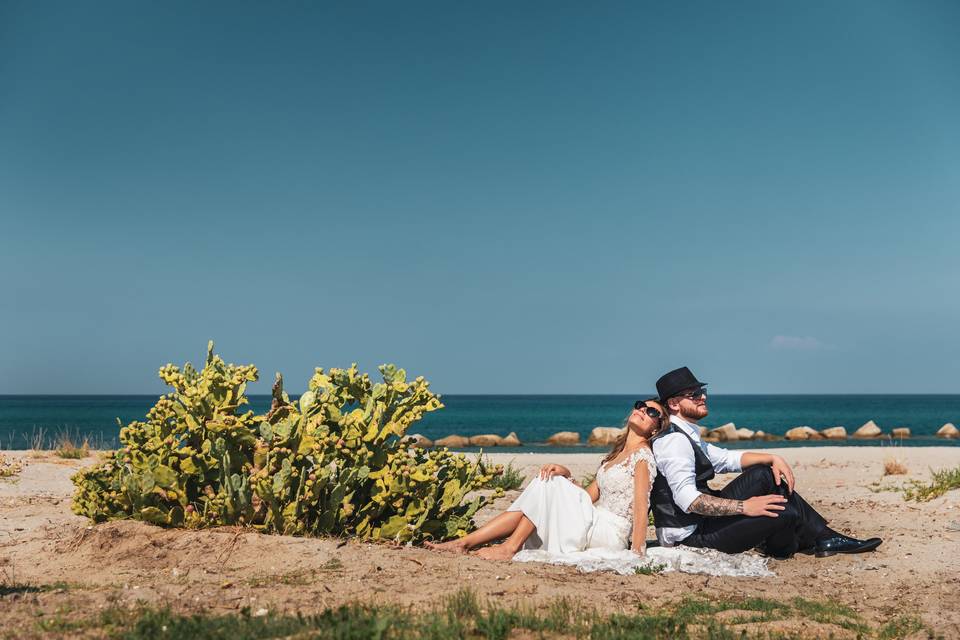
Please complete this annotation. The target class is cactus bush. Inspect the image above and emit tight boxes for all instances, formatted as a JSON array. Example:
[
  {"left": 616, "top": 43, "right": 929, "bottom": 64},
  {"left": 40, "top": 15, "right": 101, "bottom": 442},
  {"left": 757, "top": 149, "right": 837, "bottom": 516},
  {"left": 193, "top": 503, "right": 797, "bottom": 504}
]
[{"left": 71, "top": 342, "right": 502, "bottom": 543}]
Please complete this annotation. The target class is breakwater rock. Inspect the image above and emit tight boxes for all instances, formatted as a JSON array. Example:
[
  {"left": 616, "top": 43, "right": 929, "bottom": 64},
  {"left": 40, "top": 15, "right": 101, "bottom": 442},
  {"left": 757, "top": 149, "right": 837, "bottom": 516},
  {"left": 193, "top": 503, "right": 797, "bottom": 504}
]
[
  {"left": 546, "top": 431, "right": 580, "bottom": 446},
  {"left": 853, "top": 421, "right": 882, "bottom": 438},
  {"left": 587, "top": 427, "right": 623, "bottom": 446}
]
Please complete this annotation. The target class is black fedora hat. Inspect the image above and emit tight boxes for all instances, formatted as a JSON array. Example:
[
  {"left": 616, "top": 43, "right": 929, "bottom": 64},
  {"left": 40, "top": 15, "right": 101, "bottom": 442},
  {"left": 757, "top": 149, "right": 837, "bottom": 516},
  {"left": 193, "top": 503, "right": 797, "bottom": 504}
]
[{"left": 656, "top": 366, "right": 707, "bottom": 401}]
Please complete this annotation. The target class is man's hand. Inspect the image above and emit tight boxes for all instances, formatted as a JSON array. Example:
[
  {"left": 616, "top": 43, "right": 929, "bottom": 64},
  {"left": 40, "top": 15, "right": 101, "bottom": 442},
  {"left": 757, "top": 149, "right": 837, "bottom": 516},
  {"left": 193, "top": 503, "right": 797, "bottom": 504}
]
[
  {"left": 769, "top": 455, "right": 795, "bottom": 494},
  {"left": 741, "top": 452, "right": 797, "bottom": 494},
  {"left": 743, "top": 494, "right": 788, "bottom": 517}
]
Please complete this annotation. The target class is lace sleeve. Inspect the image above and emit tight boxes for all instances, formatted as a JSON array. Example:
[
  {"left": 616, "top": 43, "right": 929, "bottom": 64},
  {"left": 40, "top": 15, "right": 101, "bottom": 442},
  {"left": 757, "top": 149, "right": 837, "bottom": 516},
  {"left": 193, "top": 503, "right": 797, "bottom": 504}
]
[{"left": 631, "top": 449, "right": 657, "bottom": 480}]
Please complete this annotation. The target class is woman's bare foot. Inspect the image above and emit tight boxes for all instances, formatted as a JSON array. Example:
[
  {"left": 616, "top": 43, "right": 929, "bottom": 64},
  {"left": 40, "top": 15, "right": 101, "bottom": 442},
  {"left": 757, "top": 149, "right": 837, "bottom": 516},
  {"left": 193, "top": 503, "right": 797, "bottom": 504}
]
[
  {"left": 475, "top": 543, "right": 518, "bottom": 561},
  {"left": 424, "top": 539, "right": 470, "bottom": 554}
]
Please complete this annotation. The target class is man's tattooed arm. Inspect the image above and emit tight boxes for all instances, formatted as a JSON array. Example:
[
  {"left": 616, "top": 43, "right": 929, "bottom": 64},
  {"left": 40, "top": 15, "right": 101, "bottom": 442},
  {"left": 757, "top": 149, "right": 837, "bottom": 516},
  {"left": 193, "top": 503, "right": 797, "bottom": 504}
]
[{"left": 688, "top": 494, "right": 744, "bottom": 517}]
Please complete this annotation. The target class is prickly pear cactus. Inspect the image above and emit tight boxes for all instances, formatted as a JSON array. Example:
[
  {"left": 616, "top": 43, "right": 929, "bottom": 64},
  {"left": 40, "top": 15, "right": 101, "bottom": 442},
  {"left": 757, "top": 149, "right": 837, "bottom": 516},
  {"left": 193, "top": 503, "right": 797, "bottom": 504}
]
[{"left": 70, "top": 343, "right": 501, "bottom": 543}]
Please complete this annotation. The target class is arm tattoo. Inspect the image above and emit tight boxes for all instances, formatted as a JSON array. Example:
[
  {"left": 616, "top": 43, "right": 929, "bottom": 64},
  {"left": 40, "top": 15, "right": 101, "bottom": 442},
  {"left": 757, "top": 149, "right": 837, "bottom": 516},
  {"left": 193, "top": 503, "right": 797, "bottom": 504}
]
[{"left": 688, "top": 494, "right": 744, "bottom": 517}]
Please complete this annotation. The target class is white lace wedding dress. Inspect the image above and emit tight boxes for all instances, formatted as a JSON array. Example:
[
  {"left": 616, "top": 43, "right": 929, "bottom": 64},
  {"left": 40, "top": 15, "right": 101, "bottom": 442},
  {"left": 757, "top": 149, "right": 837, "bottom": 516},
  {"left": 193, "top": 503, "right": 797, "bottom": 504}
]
[{"left": 508, "top": 448, "right": 772, "bottom": 577}]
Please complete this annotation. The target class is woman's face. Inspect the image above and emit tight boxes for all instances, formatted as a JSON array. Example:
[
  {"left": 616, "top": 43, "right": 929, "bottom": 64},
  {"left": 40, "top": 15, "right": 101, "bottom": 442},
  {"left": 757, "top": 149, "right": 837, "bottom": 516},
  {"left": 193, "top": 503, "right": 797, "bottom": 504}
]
[{"left": 628, "top": 401, "right": 665, "bottom": 438}]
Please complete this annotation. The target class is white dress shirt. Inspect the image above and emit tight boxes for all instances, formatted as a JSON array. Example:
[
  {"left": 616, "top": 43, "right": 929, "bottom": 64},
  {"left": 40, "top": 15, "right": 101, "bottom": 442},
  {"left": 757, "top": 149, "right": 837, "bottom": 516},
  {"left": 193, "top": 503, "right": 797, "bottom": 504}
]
[{"left": 652, "top": 414, "right": 744, "bottom": 546}]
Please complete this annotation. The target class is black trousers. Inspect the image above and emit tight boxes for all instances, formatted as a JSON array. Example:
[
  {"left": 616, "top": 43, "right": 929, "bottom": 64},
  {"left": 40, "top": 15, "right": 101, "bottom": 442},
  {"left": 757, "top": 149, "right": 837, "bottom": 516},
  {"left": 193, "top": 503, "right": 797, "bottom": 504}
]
[{"left": 681, "top": 465, "right": 829, "bottom": 557}]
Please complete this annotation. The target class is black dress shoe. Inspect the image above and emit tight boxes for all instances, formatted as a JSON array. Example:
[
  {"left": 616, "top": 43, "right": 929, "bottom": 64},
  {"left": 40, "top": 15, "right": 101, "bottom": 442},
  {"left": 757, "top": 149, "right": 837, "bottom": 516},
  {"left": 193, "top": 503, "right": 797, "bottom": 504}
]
[{"left": 814, "top": 534, "right": 882, "bottom": 557}]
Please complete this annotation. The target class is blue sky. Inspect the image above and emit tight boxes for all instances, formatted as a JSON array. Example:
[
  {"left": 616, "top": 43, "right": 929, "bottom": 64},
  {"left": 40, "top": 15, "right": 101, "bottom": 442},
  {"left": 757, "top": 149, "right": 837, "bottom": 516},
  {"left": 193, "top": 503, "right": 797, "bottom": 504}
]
[{"left": 2, "top": 1, "right": 959, "bottom": 394}]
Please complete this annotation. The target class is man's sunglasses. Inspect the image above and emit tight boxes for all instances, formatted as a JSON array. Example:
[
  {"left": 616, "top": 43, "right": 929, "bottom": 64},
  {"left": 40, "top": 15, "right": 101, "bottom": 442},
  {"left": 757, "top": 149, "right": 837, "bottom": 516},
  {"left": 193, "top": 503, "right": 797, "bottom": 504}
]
[
  {"left": 676, "top": 388, "right": 707, "bottom": 400},
  {"left": 633, "top": 401, "right": 663, "bottom": 419}
]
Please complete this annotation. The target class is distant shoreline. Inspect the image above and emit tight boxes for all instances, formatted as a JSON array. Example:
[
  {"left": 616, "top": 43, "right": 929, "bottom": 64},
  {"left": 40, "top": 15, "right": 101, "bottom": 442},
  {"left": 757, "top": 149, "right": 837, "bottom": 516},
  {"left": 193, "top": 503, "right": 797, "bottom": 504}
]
[
  {"left": 6, "top": 442, "right": 960, "bottom": 457},
  {"left": 4, "top": 394, "right": 958, "bottom": 449}
]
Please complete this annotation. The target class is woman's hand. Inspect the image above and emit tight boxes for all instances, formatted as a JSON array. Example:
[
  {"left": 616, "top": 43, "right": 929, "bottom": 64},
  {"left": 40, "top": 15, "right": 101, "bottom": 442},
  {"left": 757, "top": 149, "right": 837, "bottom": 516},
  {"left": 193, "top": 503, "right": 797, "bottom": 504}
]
[
  {"left": 631, "top": 543, "right": 646, "bottom": 557},
  {"left": 538, "top": 463, "right": 571, "bottom": 480}
]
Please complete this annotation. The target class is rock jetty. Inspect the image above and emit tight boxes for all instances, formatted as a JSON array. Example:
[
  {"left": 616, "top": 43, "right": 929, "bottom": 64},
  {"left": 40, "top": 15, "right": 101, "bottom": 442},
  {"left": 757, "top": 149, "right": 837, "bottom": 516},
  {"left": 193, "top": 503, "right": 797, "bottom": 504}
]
[
  {"left": 500, "top": 432, "right": 522, "bottom": 446},
  {"left": 820, "top": 426, "right": 847, "bottom": 440},
  {"left": 785, "top": 426, "right": 822, "bottom": 441},
  {"left": 468, "top": 434, "right": 502, "bottom": 447},
  {"left": 434, "top": 435, "right": 469, "bottom": 448},
  {"left": 937, "top": 423, "right": 959, "bottom": 438},
  {"left": 546, "top": 431, "right": 580, "bottom": 446},
  {"left": 587, "top": 427, "right": 623, "bottom": 446},
  {"left": 402, "top": 433, "right": 433, "bottom": 447},
  {"left": 708, "top": 423, "right": 739, "bottom": 442},
  {"left": 853, "top": 421, "right": 882, "bottom": 438}
]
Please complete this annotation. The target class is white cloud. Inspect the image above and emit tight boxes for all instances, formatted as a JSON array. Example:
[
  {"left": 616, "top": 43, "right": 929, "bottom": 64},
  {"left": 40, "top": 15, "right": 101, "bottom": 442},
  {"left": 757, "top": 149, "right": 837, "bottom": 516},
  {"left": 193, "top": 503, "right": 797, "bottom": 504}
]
[{"left": 769, "top": 335, "right": 825, "bottom": 351}]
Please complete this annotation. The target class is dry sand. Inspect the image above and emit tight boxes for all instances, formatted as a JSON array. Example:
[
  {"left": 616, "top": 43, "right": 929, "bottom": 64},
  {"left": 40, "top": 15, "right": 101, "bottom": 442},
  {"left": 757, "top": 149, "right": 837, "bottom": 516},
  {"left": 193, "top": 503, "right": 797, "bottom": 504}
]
[{"left": 1, "top": 447, "right": 958, "bottom": 638}]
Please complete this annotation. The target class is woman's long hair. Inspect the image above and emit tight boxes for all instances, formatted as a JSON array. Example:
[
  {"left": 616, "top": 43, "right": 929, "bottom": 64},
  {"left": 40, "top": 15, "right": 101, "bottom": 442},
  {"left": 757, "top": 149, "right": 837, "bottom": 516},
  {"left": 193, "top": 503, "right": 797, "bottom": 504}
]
[{"left": 601, "top": 397, "right": 669, "bottom": 465}]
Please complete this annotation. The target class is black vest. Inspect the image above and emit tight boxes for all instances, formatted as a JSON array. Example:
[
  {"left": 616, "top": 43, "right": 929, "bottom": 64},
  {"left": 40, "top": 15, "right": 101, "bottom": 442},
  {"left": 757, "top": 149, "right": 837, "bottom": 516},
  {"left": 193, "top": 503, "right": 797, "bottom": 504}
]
[{"left": 650, "top": 424, "right": 721, "bottom": 529}]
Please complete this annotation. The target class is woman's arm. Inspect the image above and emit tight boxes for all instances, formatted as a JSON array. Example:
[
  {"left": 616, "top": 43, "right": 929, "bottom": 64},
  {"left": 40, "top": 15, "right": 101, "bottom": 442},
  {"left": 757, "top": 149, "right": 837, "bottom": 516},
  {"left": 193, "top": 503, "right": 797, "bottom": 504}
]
[
  {"left": 584, "top": 478, "right": 600, "bottom": 503},
  {"left": 631, "top": 461, "right": 651, "bottom": 555}
]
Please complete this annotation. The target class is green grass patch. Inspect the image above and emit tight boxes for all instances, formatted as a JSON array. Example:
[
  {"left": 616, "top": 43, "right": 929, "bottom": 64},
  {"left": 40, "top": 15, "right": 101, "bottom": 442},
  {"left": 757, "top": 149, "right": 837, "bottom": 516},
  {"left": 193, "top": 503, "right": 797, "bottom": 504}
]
[
  {"left": 19, "top": 589, "right": 933, "bottom": 639},
  {"left": 0, "top": 580, "right": 73, "bottom": 597},
  {"left": 246, "top": 559, "right": 344, "bottom": 587},
  {"left": 791, "top": 597, "right": 870, "bottom": 634},
  {"left": 484, "top": 460, "right": 526, "bottom": 491},
  {"left": 903, "top": 465, "right": 960, "bottom": 502},
  {"left": 878, "top": 615, "right": 926, "bottom": 639},
  {"left": 634, "top": 563, "right": 667, "bottom": 575},
  {"left": 867, "top": 481, "right": 905, "bottom": 494}
]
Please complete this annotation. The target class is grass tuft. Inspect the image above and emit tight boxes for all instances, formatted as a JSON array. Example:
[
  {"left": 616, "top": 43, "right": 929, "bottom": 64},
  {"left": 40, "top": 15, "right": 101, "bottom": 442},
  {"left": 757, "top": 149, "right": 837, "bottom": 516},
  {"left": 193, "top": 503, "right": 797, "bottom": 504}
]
[
  {"left": 484, "top": 460, "right": 526, "bottom": 491},
  {"left": 634, "top": 563, "right": 667, "bottom": 576},
  {"left": 883, "top": 458, "right": 908, "bottom": 476},
  {"left": 903, "top": 465, "right": 960, "bottom": 502},
  {"left": 791, "top": 597, "right": 869, "bottom": 634},
  {"left": 53, "top": 430, "right": 90, "bottom": 459},
  {"left": 878, "top": 615, "right": 927, "bottom": 639},
  {"left": 28, "top": 426, "right": 47, "bottom": 458}
]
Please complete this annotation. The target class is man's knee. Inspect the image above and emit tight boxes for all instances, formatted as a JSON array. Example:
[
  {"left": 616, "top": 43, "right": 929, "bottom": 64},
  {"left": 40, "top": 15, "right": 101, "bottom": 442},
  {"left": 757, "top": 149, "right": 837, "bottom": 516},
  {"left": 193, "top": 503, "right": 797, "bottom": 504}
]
[
  {"left": 772, "top": 502, "right": 800, "bottom": 527},
  {"left": 741, "top": 464, "right": 776, "bottom": 489}
]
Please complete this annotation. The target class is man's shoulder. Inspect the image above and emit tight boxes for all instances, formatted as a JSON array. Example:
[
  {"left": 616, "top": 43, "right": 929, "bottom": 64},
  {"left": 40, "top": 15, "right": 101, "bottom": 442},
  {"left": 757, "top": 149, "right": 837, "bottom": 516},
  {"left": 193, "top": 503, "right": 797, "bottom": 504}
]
[{"left": 652, "top": 429, "right": 693, "bottom": 454}]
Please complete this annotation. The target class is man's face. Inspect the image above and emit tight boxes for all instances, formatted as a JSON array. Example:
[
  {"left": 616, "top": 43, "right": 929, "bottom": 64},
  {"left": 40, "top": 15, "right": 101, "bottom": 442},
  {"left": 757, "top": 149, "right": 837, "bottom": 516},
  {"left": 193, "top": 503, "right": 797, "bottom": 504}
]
[{"left": 674, "top": 387, "right": 708, "bottom": 420}]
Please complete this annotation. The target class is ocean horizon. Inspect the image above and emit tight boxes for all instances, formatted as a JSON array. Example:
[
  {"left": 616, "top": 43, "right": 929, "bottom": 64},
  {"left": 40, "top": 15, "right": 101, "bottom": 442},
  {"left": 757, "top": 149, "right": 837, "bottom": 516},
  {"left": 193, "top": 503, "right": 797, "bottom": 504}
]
[{"left": 1, "top": 393, "right": 957, "bottom": 451}]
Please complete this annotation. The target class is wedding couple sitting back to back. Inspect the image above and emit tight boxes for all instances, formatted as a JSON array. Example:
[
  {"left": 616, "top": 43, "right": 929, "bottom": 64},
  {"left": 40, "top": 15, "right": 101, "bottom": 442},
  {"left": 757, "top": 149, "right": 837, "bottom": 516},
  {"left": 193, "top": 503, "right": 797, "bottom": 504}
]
[{"left": 427, "top": 366, "right": 882, "bottom": 563}]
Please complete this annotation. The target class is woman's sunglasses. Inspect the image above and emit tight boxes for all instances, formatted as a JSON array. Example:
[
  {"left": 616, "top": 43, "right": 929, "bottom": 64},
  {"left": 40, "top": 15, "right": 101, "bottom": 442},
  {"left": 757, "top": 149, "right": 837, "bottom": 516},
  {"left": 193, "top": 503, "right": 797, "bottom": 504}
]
[{"left": 633, "top": 401, "right": 663, "bottom": 419}]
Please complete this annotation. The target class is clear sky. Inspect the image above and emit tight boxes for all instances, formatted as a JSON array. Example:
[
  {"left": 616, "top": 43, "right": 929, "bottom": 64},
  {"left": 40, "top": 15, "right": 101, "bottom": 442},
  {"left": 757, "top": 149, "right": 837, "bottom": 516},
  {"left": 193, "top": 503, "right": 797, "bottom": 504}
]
[{"left": 2, "top": 1, "right": 959, "bottom": 395}]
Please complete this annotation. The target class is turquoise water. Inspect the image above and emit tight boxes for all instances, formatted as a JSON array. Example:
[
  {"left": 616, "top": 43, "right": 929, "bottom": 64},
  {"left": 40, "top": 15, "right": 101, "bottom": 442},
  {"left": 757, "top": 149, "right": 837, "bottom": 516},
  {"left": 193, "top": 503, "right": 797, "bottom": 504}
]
[{"left": 1, "top": 394, "right": 958, "bottom": 451}]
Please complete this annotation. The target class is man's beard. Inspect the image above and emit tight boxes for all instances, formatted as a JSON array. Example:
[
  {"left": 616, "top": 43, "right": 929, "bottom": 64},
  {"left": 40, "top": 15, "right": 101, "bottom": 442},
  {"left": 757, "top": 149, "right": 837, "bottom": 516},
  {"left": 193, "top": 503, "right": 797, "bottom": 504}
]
[{"left": 680, "top": 404, "right": 709, "bottom": 421}]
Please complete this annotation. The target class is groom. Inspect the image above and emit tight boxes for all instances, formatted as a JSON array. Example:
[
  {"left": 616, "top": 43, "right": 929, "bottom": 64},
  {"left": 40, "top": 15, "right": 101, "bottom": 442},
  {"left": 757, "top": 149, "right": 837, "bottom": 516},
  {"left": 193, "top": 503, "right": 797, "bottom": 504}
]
[{"left": 650, "top": 366, "right": 882, "bottom": 559}]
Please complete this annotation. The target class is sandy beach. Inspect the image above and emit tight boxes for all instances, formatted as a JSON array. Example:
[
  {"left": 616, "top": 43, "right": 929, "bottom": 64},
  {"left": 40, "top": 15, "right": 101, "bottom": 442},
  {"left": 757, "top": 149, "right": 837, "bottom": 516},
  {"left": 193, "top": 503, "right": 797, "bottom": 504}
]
[{"left": 1, "top": 446, "right": 958, "bottom": 638}]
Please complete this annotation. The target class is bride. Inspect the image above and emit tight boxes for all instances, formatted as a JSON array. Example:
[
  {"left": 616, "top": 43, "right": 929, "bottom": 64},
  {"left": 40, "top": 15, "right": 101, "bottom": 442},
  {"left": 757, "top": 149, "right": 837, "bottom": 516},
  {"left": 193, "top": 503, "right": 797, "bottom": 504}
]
[{"left": 426, "top": 398, "right": 668, "bottom": 560}]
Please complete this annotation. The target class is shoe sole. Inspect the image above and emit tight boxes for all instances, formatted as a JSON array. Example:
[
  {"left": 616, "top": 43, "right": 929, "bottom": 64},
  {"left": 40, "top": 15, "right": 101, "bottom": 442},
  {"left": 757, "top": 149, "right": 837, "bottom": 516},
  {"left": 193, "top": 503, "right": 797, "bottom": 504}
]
[{"left": 815, "top": 540, "right": 882, "bottom": 558}]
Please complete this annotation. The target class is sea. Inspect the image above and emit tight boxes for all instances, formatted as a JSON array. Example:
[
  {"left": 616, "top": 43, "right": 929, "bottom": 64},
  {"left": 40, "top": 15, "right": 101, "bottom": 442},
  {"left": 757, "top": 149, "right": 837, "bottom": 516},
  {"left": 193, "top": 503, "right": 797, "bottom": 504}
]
[{"left": 1, "top": 394, "right": 958, "bottom": 452}]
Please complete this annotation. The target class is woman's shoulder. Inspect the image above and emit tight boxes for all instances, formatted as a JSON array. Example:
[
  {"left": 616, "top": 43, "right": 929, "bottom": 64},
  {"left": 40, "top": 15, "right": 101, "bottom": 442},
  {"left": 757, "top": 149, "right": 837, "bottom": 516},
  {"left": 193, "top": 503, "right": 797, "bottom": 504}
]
[
  {"left": 630, "top": 447, "right": 657, "bottom": 475},
  {"left": 629, "top": 446, "right": 654, "bottom": 461}
]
